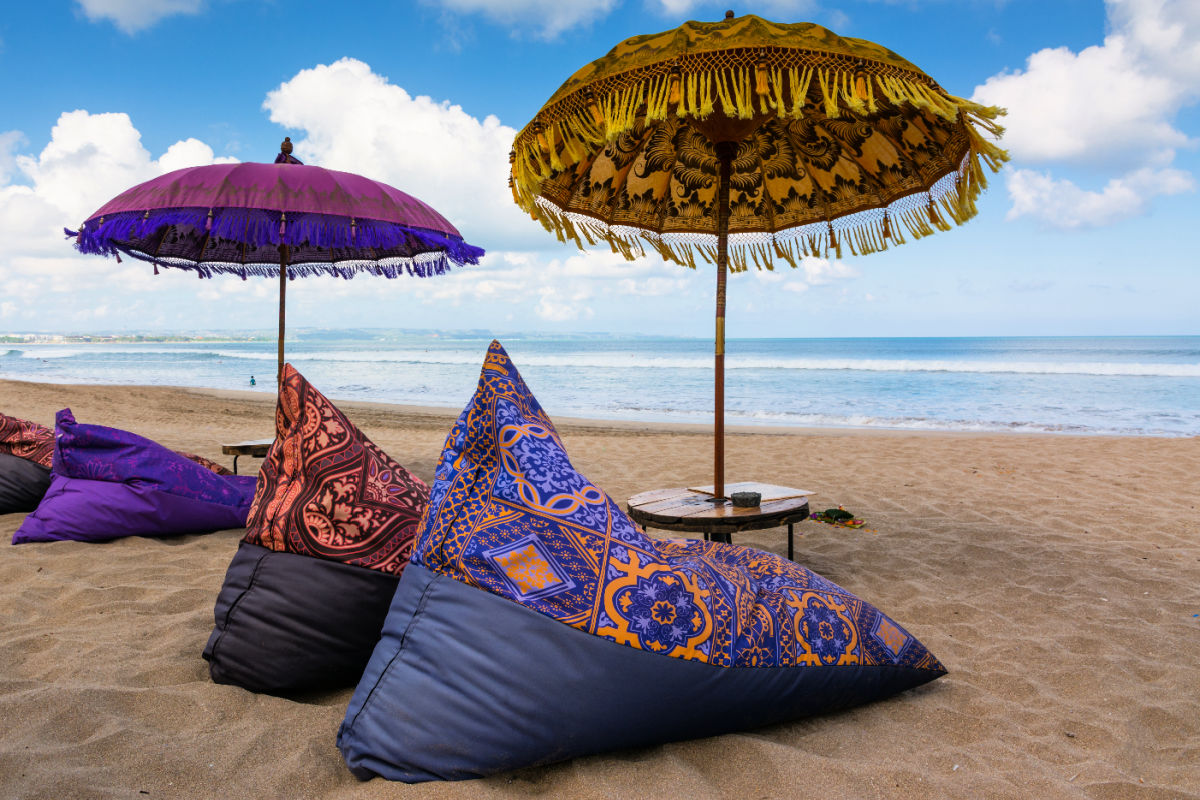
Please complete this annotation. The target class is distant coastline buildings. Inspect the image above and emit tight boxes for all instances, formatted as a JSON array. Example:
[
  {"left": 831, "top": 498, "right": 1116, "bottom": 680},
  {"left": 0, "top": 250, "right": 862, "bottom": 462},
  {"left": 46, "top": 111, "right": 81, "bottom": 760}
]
[{"left": 0, "top": 333, "right": 268, "bottom": 344}]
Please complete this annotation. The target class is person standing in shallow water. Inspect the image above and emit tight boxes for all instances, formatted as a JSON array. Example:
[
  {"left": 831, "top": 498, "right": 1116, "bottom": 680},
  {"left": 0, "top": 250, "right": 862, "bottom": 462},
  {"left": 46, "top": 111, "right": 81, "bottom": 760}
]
[{"left": 250, "top": 376, "right": 256, "bottom": 386}]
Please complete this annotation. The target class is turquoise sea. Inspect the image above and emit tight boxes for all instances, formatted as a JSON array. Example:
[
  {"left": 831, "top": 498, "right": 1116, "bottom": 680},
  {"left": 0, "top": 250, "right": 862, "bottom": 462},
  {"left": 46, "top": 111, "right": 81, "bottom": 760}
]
[{"left": 2, "top": 333, "right": 1197, "bottom": 437}]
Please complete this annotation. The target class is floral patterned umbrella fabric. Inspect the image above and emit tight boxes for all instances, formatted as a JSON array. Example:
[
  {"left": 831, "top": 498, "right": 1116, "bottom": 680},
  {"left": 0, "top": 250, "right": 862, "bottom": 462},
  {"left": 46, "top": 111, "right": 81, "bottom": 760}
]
[{"left": 509, "top": 11, "right": 1007, "bottom": 497}]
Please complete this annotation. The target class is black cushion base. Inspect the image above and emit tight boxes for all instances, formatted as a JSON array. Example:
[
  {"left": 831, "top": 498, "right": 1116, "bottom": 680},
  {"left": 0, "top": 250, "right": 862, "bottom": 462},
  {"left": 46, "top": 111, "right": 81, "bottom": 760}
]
[
  {"left": 203, "top": 542, "right": 400, "bottom": 695},
  {"left": 338, "top": 564, "right": 943, "bottom": 782},
  {"left": 0, "top": 452, "right": 51, "bottom": 514}
]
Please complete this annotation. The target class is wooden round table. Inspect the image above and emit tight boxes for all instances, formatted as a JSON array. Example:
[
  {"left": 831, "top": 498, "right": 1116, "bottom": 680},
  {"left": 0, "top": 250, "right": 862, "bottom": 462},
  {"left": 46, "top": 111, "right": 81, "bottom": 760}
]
[
  {"left": 627, "top": 483, "right": 812, "bottom": 560},
  {"left": 220, "top": 437, "right": 274, "bottom": 474}
]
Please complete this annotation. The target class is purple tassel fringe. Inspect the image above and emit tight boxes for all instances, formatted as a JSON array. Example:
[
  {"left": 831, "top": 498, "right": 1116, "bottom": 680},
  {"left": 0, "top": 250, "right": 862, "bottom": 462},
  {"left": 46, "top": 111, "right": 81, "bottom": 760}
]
[{"left": 73, "top": 207, "right": 485, "bottom": 280}]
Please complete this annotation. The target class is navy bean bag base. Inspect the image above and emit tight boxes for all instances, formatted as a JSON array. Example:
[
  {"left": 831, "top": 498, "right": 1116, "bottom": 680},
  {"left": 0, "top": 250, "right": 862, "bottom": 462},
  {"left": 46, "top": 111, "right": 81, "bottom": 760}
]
[
  {"left": 340, "top": 563, "right": 941, "bottom": 782},
  {"left": 0, "top": 452, "right": 52, "bottom": 514},
  {"left": 338, "top": 342, "right": 946, "bottom": 782},
  {"left": 203, "top": 543, "right": 399, "bottom": 694}
]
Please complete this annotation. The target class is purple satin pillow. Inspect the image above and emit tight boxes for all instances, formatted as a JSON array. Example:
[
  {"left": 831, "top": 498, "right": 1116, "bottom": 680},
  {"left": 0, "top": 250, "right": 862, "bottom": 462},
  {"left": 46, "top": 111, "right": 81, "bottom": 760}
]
[{"left": 13, "top": 409, "right": 256, "bottom": 544}]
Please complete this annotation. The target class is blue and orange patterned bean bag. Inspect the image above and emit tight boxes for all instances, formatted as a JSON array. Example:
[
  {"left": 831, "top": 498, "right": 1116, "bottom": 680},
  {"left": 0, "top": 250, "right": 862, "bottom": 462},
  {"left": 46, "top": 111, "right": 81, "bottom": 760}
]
[{"left": 338, "top": 342, "right": 946, "bottom": 781}]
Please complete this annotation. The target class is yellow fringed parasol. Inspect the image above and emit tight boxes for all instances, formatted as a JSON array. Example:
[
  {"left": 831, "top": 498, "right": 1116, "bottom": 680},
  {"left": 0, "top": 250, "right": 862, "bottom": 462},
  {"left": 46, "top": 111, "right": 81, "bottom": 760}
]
[{"left": 510, "top": 10, "right": 1008, "bottom": 499}]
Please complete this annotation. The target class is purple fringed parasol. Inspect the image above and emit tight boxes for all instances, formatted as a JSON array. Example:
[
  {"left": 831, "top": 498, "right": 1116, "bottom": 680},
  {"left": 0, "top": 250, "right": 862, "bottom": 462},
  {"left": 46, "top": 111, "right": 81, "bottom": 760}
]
[{"left": 68, "top": 138, "right": 485, "bottom": 383}]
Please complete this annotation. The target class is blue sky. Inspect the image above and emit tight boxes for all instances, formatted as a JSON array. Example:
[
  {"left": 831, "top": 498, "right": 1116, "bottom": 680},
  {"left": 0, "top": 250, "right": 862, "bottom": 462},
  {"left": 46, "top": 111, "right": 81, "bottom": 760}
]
[{"left": 0, "top": 0, "right": 1196, "bottom": 338}]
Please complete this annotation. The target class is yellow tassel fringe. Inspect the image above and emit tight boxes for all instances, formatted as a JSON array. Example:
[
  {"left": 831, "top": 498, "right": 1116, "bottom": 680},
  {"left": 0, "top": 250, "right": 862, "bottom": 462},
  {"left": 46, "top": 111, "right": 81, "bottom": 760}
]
[
  {"left": 525, "top": 132, "right": 1005, "bottom": 274},
  {"left": 510, "top": 56, "right": 1010, "bottom": 273}
]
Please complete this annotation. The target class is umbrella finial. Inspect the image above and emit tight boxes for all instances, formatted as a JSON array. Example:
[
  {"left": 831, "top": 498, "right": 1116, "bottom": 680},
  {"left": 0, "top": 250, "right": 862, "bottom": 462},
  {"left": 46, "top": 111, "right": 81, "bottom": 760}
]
[{"left": 275, "top": 137, "right": 303, "bottom": 165}]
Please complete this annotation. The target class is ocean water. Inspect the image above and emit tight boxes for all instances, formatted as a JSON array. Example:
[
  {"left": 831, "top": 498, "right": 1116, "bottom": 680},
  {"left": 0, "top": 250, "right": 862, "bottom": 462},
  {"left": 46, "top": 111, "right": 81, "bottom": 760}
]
[{"left": 2, "top": 333, "right": 1197, "bottom": 437}]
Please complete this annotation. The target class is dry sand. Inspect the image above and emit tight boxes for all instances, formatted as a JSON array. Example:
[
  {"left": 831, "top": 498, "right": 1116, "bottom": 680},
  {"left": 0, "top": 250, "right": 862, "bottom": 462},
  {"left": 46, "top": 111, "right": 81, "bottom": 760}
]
[{"left": 1, "top": 377, "right": 1197, "bottom": 799}]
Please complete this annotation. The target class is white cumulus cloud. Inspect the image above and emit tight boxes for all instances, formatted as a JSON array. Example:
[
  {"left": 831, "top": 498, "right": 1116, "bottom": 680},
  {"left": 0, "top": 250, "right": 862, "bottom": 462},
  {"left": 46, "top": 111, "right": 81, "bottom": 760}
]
[
  {"left": 262, "top": 58, "right": 532, "bottom": 252},
  {"left": 0, "top": 111, "right": 237, "bottom": 325},
  {"left": 1108, "top": 0, "right": 1200, "bottom": 89},
  {"left": 973, "top": 34, "right": 1187, "bottom": 165},
  {"left": 1005, "top": 166, "right": 1194, "bottom": 229},
  {"left": 537, "top": 285, "right": 595, "bottom": 321},
  {"left": 75, "top": 0, "right": 204, "bottom": 34},
  {"left": 749, "top": 254, "right": 859, "bottom": 293},
  {"left": 973, "top": 0, "right": 1200, "bottom": 229},
  {"left": 158, "top": 138, "right": 237, "bottom": 174},
  {"left": 800, "top": 255, "right": 859, "bottom": 285},
  {"left": 12, "top": 111, "right": 231, "bottom": 226},
  {"left": 0, "top": 131, "right": 23, "bottom": 185}
]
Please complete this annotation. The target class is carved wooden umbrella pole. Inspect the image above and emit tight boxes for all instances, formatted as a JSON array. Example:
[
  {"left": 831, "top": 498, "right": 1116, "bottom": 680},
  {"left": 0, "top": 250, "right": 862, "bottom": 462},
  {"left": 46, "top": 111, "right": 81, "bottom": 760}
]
[{"left": 509, "top": 10, "right": 1007, "bottom": 498}]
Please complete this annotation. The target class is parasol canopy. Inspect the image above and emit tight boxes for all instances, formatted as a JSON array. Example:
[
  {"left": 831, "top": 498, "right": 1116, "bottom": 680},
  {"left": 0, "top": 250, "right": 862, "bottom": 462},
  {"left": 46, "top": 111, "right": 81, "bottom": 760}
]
[
  {"left": 510, "top": 11, "right": 1007, "bottom": 498},
  {"left": 71, "top": 139, "right": 485, "bottom": 383}
]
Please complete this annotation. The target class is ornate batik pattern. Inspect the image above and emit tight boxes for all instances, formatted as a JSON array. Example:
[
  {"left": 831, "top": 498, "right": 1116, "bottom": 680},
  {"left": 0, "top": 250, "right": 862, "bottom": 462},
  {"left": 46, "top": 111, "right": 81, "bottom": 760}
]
[
  {"left": 413, "top": 341, "right": 944, "bottom": 673},
  {"left": 243, "top": 365, "right": 429, "bottom": 575},
  {"left": 3, "top": 411, "right": 236, "bottom": 475},
  {"left": 509, "top": 13, "right": 1008, "bottom": 271},
  {"left": 536, "top": 111, "right": 965, "bottom": 242},
  {"left": 0, "top": 413, "right": 55, "bottom": 468},
  {"left": 178, "top": 452, "right": 234, "bottom": 476}
]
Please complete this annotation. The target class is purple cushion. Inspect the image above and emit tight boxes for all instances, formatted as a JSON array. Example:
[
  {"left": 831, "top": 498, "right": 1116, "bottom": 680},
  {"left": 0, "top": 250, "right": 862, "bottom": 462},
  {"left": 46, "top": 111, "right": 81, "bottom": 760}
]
[{"left": 12, "top": 409, "right": 256, "bottom": 544}]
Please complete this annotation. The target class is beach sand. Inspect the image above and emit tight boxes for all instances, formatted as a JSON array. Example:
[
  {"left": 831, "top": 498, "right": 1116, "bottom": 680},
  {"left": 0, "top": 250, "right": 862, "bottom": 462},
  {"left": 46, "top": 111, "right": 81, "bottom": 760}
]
[{"left": 1, "top": 377, "right": 1197, "bottom": 799}]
